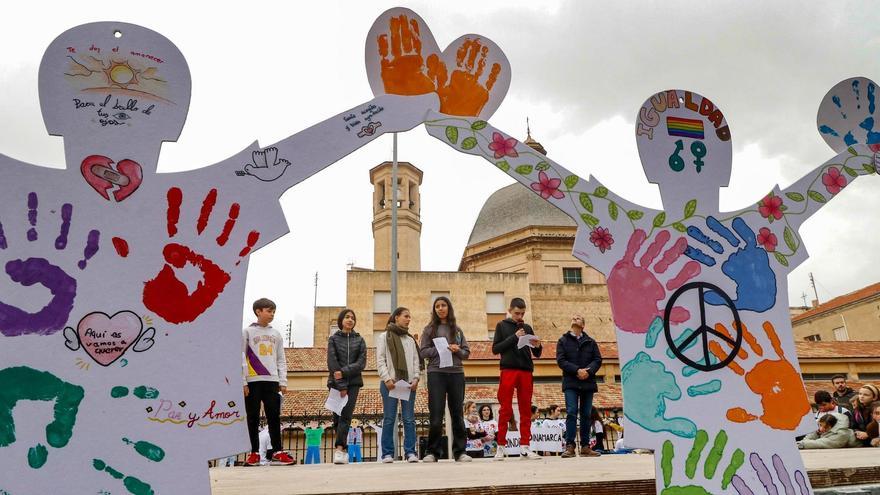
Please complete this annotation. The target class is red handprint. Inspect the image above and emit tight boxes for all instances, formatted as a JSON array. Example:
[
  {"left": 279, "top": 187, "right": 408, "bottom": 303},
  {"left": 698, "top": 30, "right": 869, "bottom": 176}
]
[
  {"left": 607, "top": 229, "right": 701, "bottom": 333},
  {"left": 709, "top": 321, "right": 810, "bottom": 431},
  {"left": 141, "top": 187, "right": 259, "bottom": 324},
  {"left": 377, "top": 13, "right": 436, "bottom": 95}
]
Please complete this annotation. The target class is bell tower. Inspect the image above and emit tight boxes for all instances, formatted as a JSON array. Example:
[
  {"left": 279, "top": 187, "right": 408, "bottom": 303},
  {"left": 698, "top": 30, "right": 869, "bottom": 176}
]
[{"left": 370, "top": 161, "right": 423, "bottom": 271}]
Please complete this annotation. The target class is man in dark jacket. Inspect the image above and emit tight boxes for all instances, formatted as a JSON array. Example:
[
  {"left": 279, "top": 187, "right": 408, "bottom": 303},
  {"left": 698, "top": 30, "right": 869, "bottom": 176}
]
[
  {"left": 831, "top": 374, "right": 856, "bottom": 411},
  {"left": 556, "top": 314, "right": 602, "bottom": 458},
  {"left": 492, "top": 297, "right": 543, "bottom": 460}
]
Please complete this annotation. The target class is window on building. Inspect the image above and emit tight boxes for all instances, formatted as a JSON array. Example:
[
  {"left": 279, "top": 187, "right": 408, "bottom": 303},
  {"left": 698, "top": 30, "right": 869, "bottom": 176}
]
[
  {"left": 613, "top": 375, "right": 622, "bottom": 383},
  {"left": 858, "top": 373, "right": 880, "bottom": 381},
  {"left": 374, "top": 291, "right": 391, "bottom": 331},
  {"left": 562, "top": 267, "right": 583, "bottom": 284},
  {"left": 430, "top": 291, "right": 450, "bottom": 303},
  {"left": 832, "top": 326, "right": 849, "bottom": 341},
  {"left": 802, "top": 373, "right": 839, "bottom": 382},
  {"left": 486, "top": 291, "right": 506, "bottom": 338},
  {"left": 804, "top": 334, "right": 821, "bottom": 342}
]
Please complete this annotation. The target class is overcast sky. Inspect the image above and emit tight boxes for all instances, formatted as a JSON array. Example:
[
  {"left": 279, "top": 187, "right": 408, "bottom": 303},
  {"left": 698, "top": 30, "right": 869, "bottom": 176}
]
[{"left": 1, "top": 1, "right": 877, "bottom": 347}]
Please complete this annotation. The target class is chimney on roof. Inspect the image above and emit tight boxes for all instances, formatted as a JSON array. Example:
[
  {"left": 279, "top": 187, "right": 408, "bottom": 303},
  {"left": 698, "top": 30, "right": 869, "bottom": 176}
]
[{"left": 811, "top": 299, "right": 819, "bottom": 308}]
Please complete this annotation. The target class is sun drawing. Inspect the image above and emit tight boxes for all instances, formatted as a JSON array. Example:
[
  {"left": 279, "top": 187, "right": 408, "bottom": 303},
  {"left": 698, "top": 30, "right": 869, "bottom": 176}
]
[{"left": 104, "top": 60, "right": 139, "bottom": 88}]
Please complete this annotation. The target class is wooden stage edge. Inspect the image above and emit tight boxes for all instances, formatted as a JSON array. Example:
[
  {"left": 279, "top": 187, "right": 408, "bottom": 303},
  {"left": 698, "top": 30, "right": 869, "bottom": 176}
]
[{"left": 210, "top": 450, "right": 880, "bottom": 495}]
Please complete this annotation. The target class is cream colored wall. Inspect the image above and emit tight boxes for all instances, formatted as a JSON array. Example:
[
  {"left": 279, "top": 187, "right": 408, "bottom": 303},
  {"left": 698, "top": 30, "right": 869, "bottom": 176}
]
[
  {"left": 312, "top": 306, "right": 345, "bottom": 345},
  {"left": 345, "top": 270, "right": 531, "bottom": 346},
  {"left": 529, "top": 283, "right": 615, "bottom": 341},
  {"left": 793, "top": 296, "right": 880, "bottom": 341}
]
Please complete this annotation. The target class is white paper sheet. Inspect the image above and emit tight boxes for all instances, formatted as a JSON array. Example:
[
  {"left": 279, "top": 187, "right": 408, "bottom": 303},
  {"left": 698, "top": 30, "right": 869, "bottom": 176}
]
[
  {"left": 517, "top": 334, "right": 539, "bottom": 349},
  {"left": 389, "top": 380, "right": 412, "bottom": 401},
  {"left": 324, "top": 388, "right": 349, "bottom": 415},
  {"left": 433, "top": 337, "right": 454, "bottom": 368}
]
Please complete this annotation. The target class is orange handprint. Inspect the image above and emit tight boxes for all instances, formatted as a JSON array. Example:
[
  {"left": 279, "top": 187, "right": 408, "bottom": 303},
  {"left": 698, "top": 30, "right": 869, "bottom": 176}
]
[
  {"left": 377, "top": 13, "right": 436, "bottom": 95},
  {"left": 709, "top": 321, "right": 810, "bottom": 430},
  {"left": 427, "top": 38, "right": 501, "bottom": 117}
]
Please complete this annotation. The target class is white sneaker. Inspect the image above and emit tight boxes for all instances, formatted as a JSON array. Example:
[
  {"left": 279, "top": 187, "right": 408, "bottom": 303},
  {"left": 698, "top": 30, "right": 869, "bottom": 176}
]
[
  {"left": 382, "top": 456, "right": 394, "bottom": 463},
  {"left": 493, "top": 446, "right": 506, "bottom": 461},
  {"left": 422, "top": 454, "right": 438, "bottom": 463},
  {"left": 332, "top": 450, "right": 347, "bottom": 465},
  {"left": 520, "top": 446, "right": 542, "bottom": 460},
  {"left": 455, "top": 454, "right": 473, "bottom": 462},
  {"left": 406, "top": 453, "right": 419, "bottom": 463}
]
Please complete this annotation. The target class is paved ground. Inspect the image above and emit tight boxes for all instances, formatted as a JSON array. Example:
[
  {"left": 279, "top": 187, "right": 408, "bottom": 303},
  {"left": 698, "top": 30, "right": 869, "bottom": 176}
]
[{"left": 210, "top": 449, "right": 880, "bottom": 495}]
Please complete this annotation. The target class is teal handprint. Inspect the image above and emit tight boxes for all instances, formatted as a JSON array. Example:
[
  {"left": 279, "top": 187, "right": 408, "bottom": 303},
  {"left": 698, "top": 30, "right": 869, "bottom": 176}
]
[
  {"left": 660, "top": 429, "right": 745, "bottom": 495},
  {"left": 621, "top": 351, "right": 696, "bottom": 438}
]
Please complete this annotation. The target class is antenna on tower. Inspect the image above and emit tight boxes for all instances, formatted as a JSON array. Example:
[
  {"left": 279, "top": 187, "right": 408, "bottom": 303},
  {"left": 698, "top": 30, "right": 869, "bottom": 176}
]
[
  {"left": 800, "top": 292, "right": 808, "bottom": 307},
  {"left": 286, "top": 320, "right": 293, "bottom": 347},
  {"left": 526, "top": 117, "right": 531, "bottom": 139},
  {"left": 313, "top": 272, "right": 319, "bottom": 312}
]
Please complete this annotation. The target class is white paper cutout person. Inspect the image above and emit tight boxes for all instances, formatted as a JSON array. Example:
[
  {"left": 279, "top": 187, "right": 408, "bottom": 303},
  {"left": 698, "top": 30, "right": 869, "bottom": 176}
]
[
  {"left": 0, "top": 22, "right": 437, "bottom": 494},
  {"left": 426, "top": 81, "right": 877, "bottom": 494}
]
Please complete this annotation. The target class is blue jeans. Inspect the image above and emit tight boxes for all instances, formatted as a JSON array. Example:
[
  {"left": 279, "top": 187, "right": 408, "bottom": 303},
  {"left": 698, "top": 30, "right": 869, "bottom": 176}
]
[
  {"left": 305, "top": 445, "right": 321, "bottom": 464},
  {"left": 347, "top": 444, "right": 362, "bottom": 462},
  {"left": 380, "top": 381, "right": 417, "bottom": 458},
  {"left": 563, "top": 388, "right": 594, "bottom": 447}
]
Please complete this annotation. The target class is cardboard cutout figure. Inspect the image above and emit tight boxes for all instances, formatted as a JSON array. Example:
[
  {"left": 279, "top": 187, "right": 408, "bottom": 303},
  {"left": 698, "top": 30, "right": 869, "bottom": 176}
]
[
  {"left": 0, "top": 21, "right": 438, "bottom": 494},
  {"left": 424, "top": 80, "right": 877, "bottom": 494}
]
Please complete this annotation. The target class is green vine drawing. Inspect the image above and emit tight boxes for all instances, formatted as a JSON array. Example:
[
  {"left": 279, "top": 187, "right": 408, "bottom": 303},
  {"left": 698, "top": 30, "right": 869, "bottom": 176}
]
[{"left": 427, "top": 118, "right": 876, "bottom": 267}]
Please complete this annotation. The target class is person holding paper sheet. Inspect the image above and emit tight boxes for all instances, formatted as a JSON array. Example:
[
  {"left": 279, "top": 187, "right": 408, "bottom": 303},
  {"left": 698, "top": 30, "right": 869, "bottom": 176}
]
[
  {"left": 556, "top": 314, "right": 602, "bottom": 458},
  {"left": 243, "top": 298, "right": 294, "bottom": 466},
  {"left": 492, "top": 297, "right": 543, "bottom": 460},
  {"left": 376, "top": 307, "right": 422, "bottom": 463},
  {"left": 419, "top": 296, "right": 471, "bottom": 462},
  {"left": 327, "top": 309, "right": 367, "bottom": 465}
]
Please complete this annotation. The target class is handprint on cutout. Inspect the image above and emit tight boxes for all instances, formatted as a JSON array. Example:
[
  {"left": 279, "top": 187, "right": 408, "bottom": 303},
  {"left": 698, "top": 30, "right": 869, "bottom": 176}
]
[
  {"left": 708, "top": 321, "right": 810, "bottom": 431},
  {"left": 659, "top": 429, "right": 745, "bottom": 495},
  {"left": 427, "top": 38, "right": 501, "bottom": 117},
  {"left": 237, "top": 147, "right": 291, "bottom": 182},
  {"left": 0, "top": 366, "right": 85, "bottom": 469},
  {"left": 621, "top": 351, "right": 697, "bottom": 439},
  {"left": 0, "top": 193, "right": 100, "bottom": 336},
  {"left": 377, "top": 13, "right": 436, "bottom": 95},
  {"left": 140, "top": 187, "right": 259, "bottom": 325},
  {"left": 730, "top": 452, "right": 810, "bottom": 495},
  {"left": 607, "top": 229, "right": 701, "bottom": 334},
  {"left": 684, "top": 217, "right": 776, "bottom": 313}
]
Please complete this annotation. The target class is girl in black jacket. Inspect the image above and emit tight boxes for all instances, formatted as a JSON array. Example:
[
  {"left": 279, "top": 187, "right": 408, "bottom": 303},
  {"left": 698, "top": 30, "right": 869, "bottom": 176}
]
[{"left": 327, "top": 309, "right": 367, "bottom": 464}]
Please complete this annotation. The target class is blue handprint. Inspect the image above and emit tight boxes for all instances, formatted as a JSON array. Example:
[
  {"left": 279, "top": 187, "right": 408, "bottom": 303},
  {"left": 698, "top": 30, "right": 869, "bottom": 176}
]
[
  {"left": 0, "top": 193, "right": 100, "bottom": 336},
  {"left": 818, "top": 77, "right": 880, "bottom": 153},
  {"left": 683, "top": 217, "right": 776, "bottom": 313}
]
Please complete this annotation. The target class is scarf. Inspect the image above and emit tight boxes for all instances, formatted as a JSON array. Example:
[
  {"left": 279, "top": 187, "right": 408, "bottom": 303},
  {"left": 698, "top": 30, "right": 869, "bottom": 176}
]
[{"left": 385, "top": 323, "right": 414, "bottom": 382}]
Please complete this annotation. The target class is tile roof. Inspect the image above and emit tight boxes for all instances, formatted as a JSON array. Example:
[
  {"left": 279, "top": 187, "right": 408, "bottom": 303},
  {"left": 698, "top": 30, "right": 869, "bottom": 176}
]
[
  {"left": 281, "top": 383, "right": 623, "bottom": 418},
  {"left": 792, "top": 282, "right": 880, "bottom": 323},
  {"left": 285, "top": 340, "right": 880, "bottom": 372}
]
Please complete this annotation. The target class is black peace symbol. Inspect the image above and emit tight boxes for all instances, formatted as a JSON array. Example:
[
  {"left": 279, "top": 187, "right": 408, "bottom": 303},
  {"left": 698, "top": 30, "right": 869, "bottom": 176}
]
[{"left": 663, "top": 281, "right": 743, "bottom": 372}]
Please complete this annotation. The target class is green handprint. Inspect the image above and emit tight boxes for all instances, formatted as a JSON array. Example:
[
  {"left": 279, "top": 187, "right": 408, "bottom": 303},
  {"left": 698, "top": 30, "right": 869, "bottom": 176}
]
[
  {"left": 0, "top": 366, "right": 84, "bottom": 468},
  {"left": 660, "top": 429, "right": 745, "bottom": 494}
]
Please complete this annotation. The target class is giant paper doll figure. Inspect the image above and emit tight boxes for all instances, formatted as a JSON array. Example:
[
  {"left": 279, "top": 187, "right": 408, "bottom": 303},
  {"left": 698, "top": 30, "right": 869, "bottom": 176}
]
[
  {"left": 419, "top": 79, "right": 878, "bottom": 493},
  {"left": 0, "top": 21, "right": 443, "bottom": 494}
]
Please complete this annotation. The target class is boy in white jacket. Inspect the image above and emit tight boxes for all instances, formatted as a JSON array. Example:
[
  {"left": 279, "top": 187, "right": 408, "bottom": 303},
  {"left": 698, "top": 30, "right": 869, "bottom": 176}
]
[{"left": 242, "top": 298, "right": 292, "bottom": 465}]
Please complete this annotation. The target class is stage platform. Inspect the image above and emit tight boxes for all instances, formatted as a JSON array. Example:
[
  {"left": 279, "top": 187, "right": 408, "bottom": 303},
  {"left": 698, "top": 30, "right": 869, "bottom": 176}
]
[{"left": 210, "top": 449, "right": 880, "bottom": 495}]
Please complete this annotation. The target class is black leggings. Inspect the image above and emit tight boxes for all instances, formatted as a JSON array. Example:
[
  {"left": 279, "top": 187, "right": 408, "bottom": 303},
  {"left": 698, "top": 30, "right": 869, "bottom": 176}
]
[{"left": 332, "top": 386, "right": 360, "bottom": 449}]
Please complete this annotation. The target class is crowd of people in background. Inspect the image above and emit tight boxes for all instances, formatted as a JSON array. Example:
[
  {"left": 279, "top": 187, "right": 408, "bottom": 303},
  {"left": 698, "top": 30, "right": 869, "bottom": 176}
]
[
  {"left": 797, "top": 377, "right": 880, "bottom": 450},
  {"left": 236, "top": 296, "right": 879, "bottom": 467}
]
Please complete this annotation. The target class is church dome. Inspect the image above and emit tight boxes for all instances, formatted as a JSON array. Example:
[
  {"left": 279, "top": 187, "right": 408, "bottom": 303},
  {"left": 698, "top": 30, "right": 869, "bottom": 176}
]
[{"left": 467, "top": 182, "right": 576, "bottom": 246}]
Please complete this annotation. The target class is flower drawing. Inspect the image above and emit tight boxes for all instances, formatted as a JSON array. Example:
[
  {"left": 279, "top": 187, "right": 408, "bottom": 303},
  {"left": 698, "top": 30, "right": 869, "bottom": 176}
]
[
  {"left": 821, "top": 167, "right": 847, "bottom": 195},
  {"left": 589, "top": 226, "right": 614, "bottom": 253},
  {"left": 488, "top": 132, "right": 519, "bottom": 159},
  {"left": 756, "top": 227, "right": 778, "bottom": 252},
  {"left": 758, "top": 194, "right": 784, "bottom": 221},
  {"left": 530, "top": 171, "right": 564, "bottom": 200}
]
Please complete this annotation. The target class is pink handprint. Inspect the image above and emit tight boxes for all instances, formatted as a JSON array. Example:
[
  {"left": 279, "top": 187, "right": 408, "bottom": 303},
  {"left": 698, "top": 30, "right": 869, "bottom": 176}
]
[{"left": 607, "top": 229, "right": 701, "bottom": 333}]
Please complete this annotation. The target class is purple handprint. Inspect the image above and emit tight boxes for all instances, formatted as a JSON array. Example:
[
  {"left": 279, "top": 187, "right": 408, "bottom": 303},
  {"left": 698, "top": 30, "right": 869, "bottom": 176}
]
[
  {"left": 0, "top": 193, "right": 99, "bottom": 337},
  {"left": 730, "top": 452, "right": 809, "bottom": 495}
]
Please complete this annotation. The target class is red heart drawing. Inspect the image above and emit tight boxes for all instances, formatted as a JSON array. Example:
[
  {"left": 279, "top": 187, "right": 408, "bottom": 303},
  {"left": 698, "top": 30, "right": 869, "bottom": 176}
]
[
  {"left": 365, "top": 8, "right": 510, "bottom": 119},
  {"left": 81, "top": 155, "right": 143, "bottom": 201},
  {"left": 75, "top": 311, "right": 143, "bottom": 367}
]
